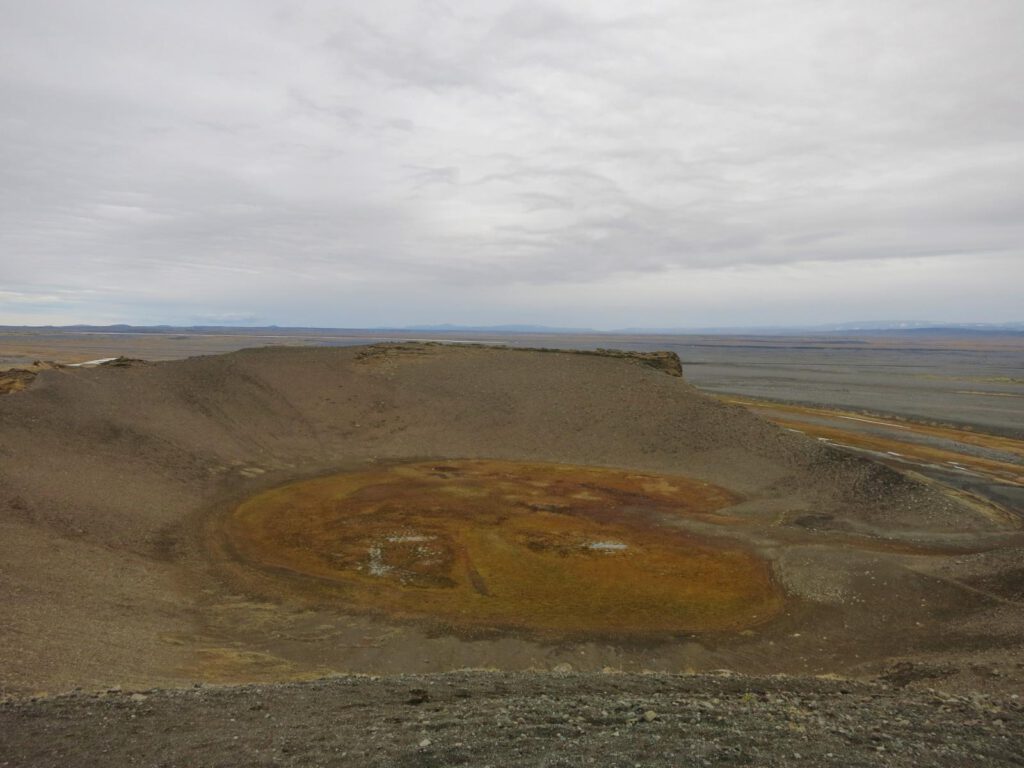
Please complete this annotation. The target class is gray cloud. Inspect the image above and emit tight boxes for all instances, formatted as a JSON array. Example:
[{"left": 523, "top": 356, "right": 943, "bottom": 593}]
[{"left": 1, "top": 0, "right": 1021, "bottom": 327}]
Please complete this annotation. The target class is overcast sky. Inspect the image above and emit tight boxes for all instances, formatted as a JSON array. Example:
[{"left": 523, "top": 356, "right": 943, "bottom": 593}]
[{"left": 2, "top": 0, "right": 1022, "bottom": 328}]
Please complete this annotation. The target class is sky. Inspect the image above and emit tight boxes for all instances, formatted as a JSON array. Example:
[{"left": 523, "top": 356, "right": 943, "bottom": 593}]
[{"left": 1, "top": 0, "right": 1022, "bottom": 329}]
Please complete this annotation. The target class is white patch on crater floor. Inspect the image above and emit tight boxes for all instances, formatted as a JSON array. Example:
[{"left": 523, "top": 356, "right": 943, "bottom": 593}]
[
  {"left": 585, "top": 540, "right": 628, "bottom": 552},
  {"left": 361, "top": 532, "right": 444, "bottom": 579},
  {"left": 365, "top": 545, "right": 392, "bottom": 577}
]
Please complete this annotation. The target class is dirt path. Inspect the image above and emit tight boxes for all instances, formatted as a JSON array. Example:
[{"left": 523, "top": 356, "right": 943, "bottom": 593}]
[{"left": 725, "top": 395, "right": 1024, "bottom": 521}]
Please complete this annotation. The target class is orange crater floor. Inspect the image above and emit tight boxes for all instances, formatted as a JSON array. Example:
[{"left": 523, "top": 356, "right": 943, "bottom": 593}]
[{"left": 222, "top": 460, "right": 783, "bottom": 636}]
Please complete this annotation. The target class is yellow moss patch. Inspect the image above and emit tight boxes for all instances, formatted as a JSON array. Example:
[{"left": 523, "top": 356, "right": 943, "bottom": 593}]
[{"left": 222, "top": 460, "right": 782, "bottom": 636}]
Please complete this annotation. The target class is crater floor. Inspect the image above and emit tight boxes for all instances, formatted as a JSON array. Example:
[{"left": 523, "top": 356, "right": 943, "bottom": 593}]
[{"left": 219, "top": 460, "right": 782, "bottom": 636}]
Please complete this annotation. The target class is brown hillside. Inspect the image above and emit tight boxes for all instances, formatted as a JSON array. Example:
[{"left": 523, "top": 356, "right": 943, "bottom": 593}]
[{"left": 0, "top": 344, "right": 1017, "bottom": 696}]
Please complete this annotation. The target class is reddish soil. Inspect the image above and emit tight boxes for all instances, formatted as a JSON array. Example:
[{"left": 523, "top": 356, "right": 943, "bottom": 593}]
[{"left": 219, "top": 460, "right": 780, "bottom": 636}]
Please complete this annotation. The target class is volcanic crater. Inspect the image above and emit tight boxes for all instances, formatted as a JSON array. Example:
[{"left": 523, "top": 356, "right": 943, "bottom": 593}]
[{"left": 0, "top": 342, "right": 1020, "bottom": 694}]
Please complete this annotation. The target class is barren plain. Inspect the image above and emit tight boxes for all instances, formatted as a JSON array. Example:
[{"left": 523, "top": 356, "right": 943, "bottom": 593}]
[{"left": 1, "top": 333, "right": 1022, "bottom": 766}]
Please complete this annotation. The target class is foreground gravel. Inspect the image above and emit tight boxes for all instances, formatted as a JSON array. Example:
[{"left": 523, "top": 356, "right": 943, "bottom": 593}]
[{"left": 2, "top": 672, "right": 1022, "bottom": 767}]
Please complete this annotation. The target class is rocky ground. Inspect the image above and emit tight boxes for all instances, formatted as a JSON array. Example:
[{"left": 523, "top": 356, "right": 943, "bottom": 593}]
[
  {"left": 1, "top": 344, "right": 1022, "bottom": 766},
  {"left": 2, "top": 671, "right": 1022, "bottom": 767}
]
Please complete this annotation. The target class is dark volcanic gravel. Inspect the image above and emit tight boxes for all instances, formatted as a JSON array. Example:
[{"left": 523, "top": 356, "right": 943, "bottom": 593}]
[{"left": 2, "top": 672, "right": 1022, "bottom": 768}]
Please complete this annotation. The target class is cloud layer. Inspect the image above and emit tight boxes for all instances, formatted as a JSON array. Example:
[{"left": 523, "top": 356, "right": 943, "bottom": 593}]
[{"left": 2, "top": 0, "right": 1021, "bottom": 326}]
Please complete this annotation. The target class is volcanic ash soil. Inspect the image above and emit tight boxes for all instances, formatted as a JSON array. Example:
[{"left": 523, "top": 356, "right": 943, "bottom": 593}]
[
  {"left": 3, "top": 672, "right": 1022, "bottom": 768},
  {"left": 0, "top": 343, "right": 1021, "bottom": 702}
]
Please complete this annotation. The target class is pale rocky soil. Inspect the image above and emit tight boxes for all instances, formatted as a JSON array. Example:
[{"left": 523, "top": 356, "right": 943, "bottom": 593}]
[{"left": 2, "top": 672, "right": 1022, "bottom": 768}]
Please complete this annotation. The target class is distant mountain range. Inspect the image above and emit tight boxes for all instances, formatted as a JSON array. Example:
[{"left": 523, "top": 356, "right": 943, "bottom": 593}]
[
  {"left": 2, "top": 321, "right": 1022, "bottom": 335},
  {"left": 611, "top": 321, "right": 1024, "bottom": 335},
  {"left": 376, "top": 321, "right": 1024, "bottom": 335},
  {"left": 400, "top": 323, "right": 596, "bottom": 334}
]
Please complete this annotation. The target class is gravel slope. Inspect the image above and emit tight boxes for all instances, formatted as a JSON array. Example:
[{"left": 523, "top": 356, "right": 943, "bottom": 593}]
[{"left": 2, "top": 671, "right": 1022, "bottom": 768}]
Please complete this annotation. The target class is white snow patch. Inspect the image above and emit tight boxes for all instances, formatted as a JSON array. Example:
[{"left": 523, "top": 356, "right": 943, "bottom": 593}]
[
  {"left": 366, "top": 545, "right": 392, "bottom": 577},
  {"left": 68, "top": 357, "right": 118, "bottom": 367},
  {"left": 586, "top": 540, "right": 628, "bottom": 552}
]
